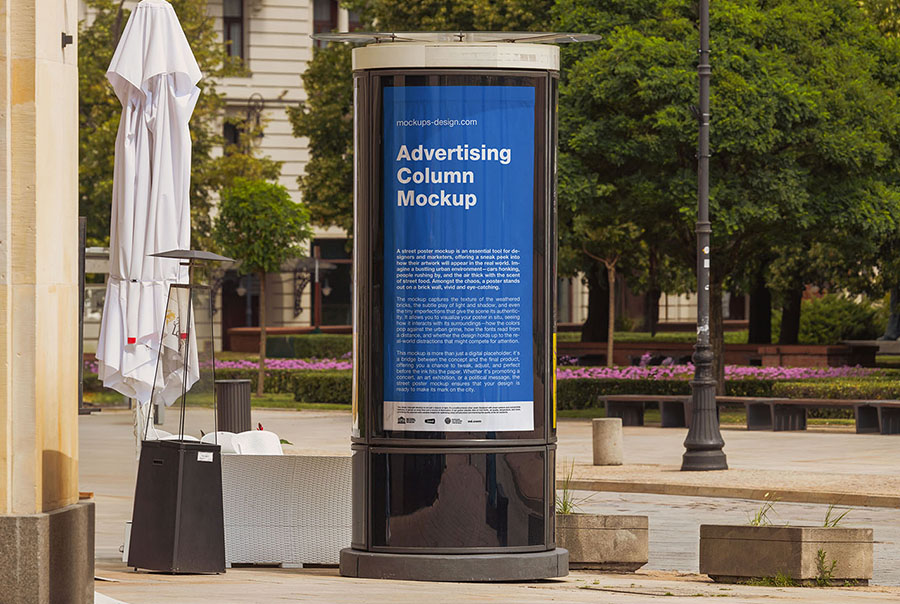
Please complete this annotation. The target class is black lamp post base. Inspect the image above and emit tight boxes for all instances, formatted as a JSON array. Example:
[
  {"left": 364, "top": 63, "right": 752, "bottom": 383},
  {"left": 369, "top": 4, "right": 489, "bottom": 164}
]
[
  {"left": 340, "top": 548, "right": 569, "bottom": 582},
  {"left": 681, "top": 449, "right": 728, "bottom": 472}
]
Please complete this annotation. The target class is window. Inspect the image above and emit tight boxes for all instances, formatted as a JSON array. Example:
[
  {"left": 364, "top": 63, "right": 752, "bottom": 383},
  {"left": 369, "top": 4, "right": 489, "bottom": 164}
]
[
  {"left": 310, "top": 239, "right": 352, "bottom": 326},
  {"left": 348, "top": 10, "right": 361, "bottom": 31},
  {"left": 314, "top": 0, "right": 338, "bottom": 47},
  {"left": 223, "top": 121, "right": 241, "bottom": 149},
  {"left": 223, "top": 0, "right": 244, "bottom": 59}
]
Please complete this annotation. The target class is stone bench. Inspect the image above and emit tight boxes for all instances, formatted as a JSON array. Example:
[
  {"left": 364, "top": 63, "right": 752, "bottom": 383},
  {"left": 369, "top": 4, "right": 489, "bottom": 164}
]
[
  {"left": 599, "top": 395, "right": 900, "bottom": 434},
  {"left": 601, "top": 394, "right": 692, "bottom": 428}
]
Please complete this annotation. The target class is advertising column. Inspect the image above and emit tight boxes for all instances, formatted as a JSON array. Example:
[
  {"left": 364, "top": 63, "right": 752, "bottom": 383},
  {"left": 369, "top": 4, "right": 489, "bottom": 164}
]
[
  {"left": 383, "top": 85, "right": 534, "bottom": 433},
  {"left": 342, "top": 36, "right": 570, "bottom": 582}
]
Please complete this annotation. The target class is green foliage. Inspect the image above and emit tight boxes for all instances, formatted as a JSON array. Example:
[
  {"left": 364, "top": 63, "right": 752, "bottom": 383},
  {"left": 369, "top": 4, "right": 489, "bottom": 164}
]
[
  {"left": 555, "top": 460, "right": 593, "bottom": 514},
  {"left": 771, "top": 374, "right": 900, "bottom": 400},
  {"left": 214, "top": 179, "right": 313, "bottom": 275},
  {"left": 797, "top": 295, "right": 885, "bottom": 344},
  {"left": 823, "top": 505, "right": 851, "bottom": 528},
  {"left": 208, "top": 113, "right": 283, "bottom": 192},
  {"left": 292, "top": 370, "right": 353, "bottom": 404},
  {"left": 287, "top": 43, "right": 354, "bottom": 234},
  {"left": 554, "top": 0, "right": 900, "bottom": 365},
  {"left": 556, "top": 377, "right": 780, "bottom": 409},
  {"left": 78, "top": 0, "right": 243, "bottom": 249},
  {"left": 213, "top": 369, "right": 298, "bottom": 393},
  {"left": 288, "top": 0, "right": 552, "bottom": 235},
  {"left": 748, "top": 493, "right": 778, "bottom": 526},
  {"left": 266, "top": 334, "right": 352, "bottom": 359},
  {"left": 815, "top": 549, "right": 838, "bottom": 587},
  {"left": 344, "top": 0, "right": 553, "bottom": 31}
]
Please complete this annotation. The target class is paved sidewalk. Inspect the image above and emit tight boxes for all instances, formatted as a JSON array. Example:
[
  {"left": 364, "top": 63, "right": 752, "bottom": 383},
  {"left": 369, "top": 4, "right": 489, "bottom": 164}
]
[
  {"left": 93, "top": 564, "right": 900, "bottom": 604},
  {"left": 80, "top": 407, "right": 900, "bottom": 601}
]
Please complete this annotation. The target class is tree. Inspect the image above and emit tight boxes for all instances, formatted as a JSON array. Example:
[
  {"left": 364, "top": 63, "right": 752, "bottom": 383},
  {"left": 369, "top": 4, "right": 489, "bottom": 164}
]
[
  {"left": 78, "top": 0, "right": 242, "bottom": 248},
  {"left": 214, "top": 179, "right": 313, "bottom": 395},
  {"left": 556, "top": 0, "right": 900, "bottom": 384},
  {"left": 288, "top": 0, "right": 553, "bottom": 236},
  {"left": 287, "top": 43, "right": 355, "bottom": 234}
]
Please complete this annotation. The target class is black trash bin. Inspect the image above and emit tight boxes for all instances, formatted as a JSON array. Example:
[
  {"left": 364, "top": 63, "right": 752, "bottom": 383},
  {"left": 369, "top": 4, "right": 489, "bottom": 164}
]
[{"left": 215, "top": 379, "right": 251, "bottom": 433}]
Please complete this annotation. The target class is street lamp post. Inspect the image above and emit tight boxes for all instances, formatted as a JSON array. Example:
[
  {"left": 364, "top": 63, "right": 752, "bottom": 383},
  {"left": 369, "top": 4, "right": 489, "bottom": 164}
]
[{"left": 682, "top": 0, "right": 727, "bottom": 471}]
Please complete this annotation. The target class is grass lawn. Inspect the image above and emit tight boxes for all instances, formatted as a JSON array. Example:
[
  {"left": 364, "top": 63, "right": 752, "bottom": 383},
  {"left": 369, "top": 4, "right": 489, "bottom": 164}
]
[{"left": 83, "top": 389, "right": 349, "bottom": 412}]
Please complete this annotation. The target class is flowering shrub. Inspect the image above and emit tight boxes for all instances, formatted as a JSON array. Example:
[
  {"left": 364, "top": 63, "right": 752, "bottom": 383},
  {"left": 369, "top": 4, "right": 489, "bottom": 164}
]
[
  {"left": 215, "top": 358, "right": 352, "bottom": 371},
  {"left": 556, "top": 365, "right": 879, "bottom": 381}
]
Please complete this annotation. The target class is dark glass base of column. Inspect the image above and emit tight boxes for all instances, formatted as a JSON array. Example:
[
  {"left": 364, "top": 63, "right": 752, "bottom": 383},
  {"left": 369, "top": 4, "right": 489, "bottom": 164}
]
[
  {"left": 339, "top": 548, "right": 569, "bottom": 582},
  {"left": 681, "top": 448, "right": 728, "bottom": 471}
]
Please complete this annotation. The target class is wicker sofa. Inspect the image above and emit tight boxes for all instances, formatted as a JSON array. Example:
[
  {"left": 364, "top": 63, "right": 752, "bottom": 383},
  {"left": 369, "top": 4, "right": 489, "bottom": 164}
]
[{"left": 221, "top": 455, "right": 351, "bottom": 567}]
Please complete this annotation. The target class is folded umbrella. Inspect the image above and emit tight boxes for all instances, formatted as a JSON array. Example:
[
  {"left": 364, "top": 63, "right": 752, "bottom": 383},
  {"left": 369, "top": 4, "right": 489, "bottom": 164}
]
[{"left": 95, "top": 0, "right": 201, "bottom": 431}]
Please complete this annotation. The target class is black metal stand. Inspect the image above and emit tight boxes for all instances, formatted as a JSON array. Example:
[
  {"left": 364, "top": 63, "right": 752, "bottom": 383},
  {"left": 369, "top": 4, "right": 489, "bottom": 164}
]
[
  {"left": 128, "top": 440, "right": 225, "bottom": 573},
  {"left": 683, "top": 0, "right": 727, "bottom": 471}
]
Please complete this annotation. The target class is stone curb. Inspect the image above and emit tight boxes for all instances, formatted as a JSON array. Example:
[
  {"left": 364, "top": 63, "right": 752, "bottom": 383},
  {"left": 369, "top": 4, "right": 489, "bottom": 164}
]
[{"left": 559, "top": 479, "right": 900, "bottom": 509}]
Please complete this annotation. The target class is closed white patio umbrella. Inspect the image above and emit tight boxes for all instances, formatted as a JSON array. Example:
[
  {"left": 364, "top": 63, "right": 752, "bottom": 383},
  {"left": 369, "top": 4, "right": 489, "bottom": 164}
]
[{"left": 95, "top": 0, "right": 201, "bottom": 440}]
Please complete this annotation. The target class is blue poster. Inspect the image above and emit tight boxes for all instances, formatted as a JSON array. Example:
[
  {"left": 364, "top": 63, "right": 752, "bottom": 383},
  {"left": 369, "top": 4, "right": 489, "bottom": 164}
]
[{"left": 383, "top": 85, "right": 534, "bottom": 432}]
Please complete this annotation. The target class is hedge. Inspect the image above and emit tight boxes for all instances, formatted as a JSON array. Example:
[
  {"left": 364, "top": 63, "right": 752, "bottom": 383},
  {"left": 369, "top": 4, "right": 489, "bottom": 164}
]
[
  {"left": 214, "top": 368, "right": 353, "bottom": 404},
  {"left": 292, "top": 370, "right": 353, "bottom": 404},
  {"left": 214, "top": 368, "right": 298, "bottom": 393},
  {"left": 771, "top": 378, "right": 900, "bottom": 400},
  {"left": 266, "top": 334, "right": 352, "bottom": 359},
  {"left": 556, "top": 378, "right": 782, "bottom": 410}
]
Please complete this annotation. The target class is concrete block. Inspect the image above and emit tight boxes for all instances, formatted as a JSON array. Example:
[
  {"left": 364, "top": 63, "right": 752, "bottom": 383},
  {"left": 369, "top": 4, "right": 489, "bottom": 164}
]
[
  {"left": 700, "top": 524, "right": 873, "bottom": 584},
  {"left": 556, "top": 513, "right": 648, "bottom": 571},
  {"left": 0, "top": 501, "right": 94, "bottom": 604},
  {"left": 592, "top": 418, "right": 623, "bottom": 466}
]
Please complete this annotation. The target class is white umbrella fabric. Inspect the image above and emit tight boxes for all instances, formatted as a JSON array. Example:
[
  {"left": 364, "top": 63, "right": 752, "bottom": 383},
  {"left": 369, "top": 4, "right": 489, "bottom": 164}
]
[{"left": 95, "top": 0, "right": 201, "bottom": 439}]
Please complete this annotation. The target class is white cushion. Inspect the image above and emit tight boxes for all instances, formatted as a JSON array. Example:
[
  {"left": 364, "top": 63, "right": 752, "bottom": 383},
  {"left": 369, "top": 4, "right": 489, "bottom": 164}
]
[
  {"left": 201, "top": 431, "right": 238, "bottom": 454},
  {"left": 232, "top": 430, "right": 283, "bottom": 455}
]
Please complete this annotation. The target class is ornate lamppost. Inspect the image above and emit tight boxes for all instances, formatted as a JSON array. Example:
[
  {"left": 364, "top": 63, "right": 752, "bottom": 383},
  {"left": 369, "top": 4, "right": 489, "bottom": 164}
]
[{"left": 682, "top": 0, "right": 727, "bottom": 471}]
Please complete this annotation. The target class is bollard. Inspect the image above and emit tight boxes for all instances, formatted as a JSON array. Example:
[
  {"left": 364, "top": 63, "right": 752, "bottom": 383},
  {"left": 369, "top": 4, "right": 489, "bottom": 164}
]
[
  {"left": 592, "top": 417, "right": 623, "bottom": 465},
  {"left": 215, "top": 379, "right": 251, "bottom": 433}
]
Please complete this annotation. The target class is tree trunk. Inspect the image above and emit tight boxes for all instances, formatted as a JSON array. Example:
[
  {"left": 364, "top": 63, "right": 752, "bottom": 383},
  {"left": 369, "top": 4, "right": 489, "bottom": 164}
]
[
  {"left": 779, "top": 286, "right": 803, "bottom": 345},
  {"left": 710, "top": 280, "right": 726, "bottom": 394},
  {"left": 645, "top": 250, "right": 660, "bottom": 336},
  {"left": 581, "top": 263, "right": 609, "bottom": 343},
  {"left": 257, "top": 271, "right": 267, "bottom": 397},
  {"left": 747, "top": 274, "right": 772, "bottom": 344},
  {"left": 606, "top": 263, "right": 616, "bottom": 368}
]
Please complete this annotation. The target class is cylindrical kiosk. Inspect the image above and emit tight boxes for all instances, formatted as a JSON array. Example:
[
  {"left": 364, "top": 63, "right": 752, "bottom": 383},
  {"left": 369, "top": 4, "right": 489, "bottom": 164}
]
[{"left": 341, "top": 33, "right": 569, "bottom": 582}]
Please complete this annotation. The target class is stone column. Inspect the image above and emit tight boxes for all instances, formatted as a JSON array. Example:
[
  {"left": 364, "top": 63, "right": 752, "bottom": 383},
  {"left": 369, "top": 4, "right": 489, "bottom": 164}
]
[{"left": 0, "top": 1, "right": 94, "bottom": 602}]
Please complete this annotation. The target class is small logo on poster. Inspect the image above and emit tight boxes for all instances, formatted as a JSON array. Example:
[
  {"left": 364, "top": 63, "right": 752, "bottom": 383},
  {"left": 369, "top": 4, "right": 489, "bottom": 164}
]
[
  {"left": 397, "top": 416, "right": 407, "bottom": 424},
  {"left": 406, "top": 417, "right": 416, "bottom": 424},
  {"left": 444, "top": 417, "right": 452, "bottom": 425},
  {"left": 425, "top": 418, "right": 436, "bottom": 424}
]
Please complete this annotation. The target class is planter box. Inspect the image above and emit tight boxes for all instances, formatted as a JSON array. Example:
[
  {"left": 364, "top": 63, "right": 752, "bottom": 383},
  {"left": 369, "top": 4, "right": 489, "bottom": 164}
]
[
  {"left": 700, "top": 525, "right": 873, "bottom": 585},
  {"left": 556, "top": 513, "right": 648, "bottom": 571}
]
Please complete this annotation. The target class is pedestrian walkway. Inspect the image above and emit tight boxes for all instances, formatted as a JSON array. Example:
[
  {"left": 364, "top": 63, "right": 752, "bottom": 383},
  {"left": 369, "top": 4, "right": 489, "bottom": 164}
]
[
  {"left": 93, "top": 563, "right": 900, "bottom": 604},
  {"left": 80, "top": 407, "right": 900, "bottom": 601}
]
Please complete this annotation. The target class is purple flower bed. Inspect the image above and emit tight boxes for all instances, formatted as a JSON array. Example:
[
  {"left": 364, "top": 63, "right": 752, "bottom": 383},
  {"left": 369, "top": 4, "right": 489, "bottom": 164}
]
[
  {"left": 86, "top": 356, "right": 877, "bottom": 381},
  {"left": 555, "top": 364, "right": 879, "bottom": 381},
  {"left": 215, "top": 358, "right": 353, "bottom": 371}
]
